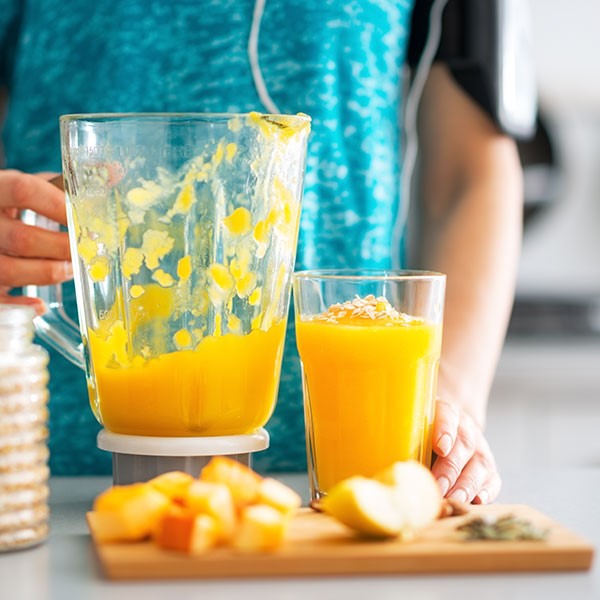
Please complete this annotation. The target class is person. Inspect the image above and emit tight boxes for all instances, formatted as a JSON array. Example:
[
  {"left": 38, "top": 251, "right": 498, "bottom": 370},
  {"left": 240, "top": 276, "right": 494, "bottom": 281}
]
[{"left": 0, "top": 0, "right": 529, "bottom": 504}]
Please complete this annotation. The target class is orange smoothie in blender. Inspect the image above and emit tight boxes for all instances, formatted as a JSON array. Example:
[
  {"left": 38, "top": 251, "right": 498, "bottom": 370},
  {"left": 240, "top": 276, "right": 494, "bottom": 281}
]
[
  {"left": 88, "top": 314, "right": 286, "bottom": 437},
  {"left": 296, "top": 295, "right": 442, "bottom": 493}
]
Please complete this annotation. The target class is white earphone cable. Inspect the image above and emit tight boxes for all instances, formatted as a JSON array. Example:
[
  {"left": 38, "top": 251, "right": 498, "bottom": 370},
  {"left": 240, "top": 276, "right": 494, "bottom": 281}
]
[
  {"left": 392, "top": 0, "right": 449, "bottom": 268},
  {"left": 249, "top": 0, "right": 449, "bottom": 264},
  {"left": 248, "top": 0, "right": 281, "bottom": 114}
]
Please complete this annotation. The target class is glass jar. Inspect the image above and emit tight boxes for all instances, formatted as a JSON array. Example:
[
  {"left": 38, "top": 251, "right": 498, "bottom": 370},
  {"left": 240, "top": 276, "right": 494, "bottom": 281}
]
[{"left": 0, "top": 304, "right": 50, "bottom": 552}]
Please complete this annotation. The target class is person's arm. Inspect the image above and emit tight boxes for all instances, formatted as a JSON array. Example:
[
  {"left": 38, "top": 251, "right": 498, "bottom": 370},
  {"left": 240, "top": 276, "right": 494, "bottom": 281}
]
[{"left": 413, "top": 65, "right": 523, "bottom": 503}]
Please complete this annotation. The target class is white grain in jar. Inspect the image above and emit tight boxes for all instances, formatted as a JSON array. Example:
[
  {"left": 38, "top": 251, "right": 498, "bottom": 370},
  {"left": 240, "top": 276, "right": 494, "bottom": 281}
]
[{"left": 0, "top": 305, "right": 50, "bottom": 552}]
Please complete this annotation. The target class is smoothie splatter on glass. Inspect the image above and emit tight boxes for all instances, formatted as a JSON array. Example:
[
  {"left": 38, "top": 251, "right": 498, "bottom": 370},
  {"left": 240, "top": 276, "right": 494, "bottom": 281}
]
[{"left": 61, "top": 113, "right": 310, "bottom": 436}]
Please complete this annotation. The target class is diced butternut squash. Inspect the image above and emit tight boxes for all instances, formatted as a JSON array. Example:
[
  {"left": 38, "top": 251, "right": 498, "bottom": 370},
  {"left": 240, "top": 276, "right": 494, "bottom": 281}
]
[
  {"left": 90, "top": 459, "right": 304, "bottom": 554},
  {"left": 183, "top": 480, "right": 236, "bottom": 542},
  {"left": 200, "top": 457, "right": 262, "bottom": 508},
  {"left": 92, "top": 483, "right": 170, "bottom": 541},
  {"left": 256, "top": 477, "right": 302, "bottom": 517},
  {"left": 148, "top": 471, "right": 194, "bottom": 502},
  {"left": 87, "top": 510, "right": 131, "bottom": 544},
  {"left": 155, "top": 505, "right": 219, "bottom": 554},
  {"left": 234, "top": 504, "right": 288, "bottom": 552}
]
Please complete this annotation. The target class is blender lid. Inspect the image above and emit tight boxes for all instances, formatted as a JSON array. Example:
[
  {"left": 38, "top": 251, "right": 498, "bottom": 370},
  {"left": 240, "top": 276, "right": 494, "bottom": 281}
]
[{"left": 97, "top": 428, "right": 269, "bottom": 457}]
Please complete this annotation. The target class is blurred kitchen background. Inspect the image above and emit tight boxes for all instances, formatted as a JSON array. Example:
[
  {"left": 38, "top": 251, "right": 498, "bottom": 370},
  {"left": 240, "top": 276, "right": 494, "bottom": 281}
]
[
  {"left": 510, "top": 0, "right": 600, "bottom": 334},
  {"left": 487, "top": 0, "right": 600, "bottom": 478}
]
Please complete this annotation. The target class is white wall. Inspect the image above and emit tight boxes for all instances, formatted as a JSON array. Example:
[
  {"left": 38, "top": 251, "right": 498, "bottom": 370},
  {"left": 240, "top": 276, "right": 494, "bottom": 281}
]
[
  {"left": 488, "top": 338, "right": 600, "bottom": 471},
  {"left": 516, "top": 0, "right": 600, "bottom": 297}
]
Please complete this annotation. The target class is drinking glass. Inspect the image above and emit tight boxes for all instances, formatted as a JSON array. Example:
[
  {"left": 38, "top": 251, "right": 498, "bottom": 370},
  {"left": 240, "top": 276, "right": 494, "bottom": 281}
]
[{"left": 293, "top": 270, "right": 445, "bottom": 501}]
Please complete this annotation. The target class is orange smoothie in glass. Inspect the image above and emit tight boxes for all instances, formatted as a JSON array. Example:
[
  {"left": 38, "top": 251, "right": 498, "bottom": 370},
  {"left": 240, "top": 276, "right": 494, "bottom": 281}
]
[
  {"left": 296, "top": 295, "right": 442, "bottom": 493},
  {"left": 87, "top": 319, "right": 286, "bottom": 437}
]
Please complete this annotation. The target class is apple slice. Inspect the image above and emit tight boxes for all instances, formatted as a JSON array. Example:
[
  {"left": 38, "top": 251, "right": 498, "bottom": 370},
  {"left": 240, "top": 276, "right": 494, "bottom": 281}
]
[
  {"left": 374, "top": 460, "right": 442, "bottom": 539},
  {"left": 256, "top": 478, "right": 302, "bottom": 517},
  {"left": 233, "top": 504, "right": 288, "bottom": 552},
  {"left": 92, "top": 483, "right": 170, "bottom": 542},
  {"left": 155, "top": 505, "right": 219, "bottom": 554},
  {"left": 200, "top": 457, "right": 262, "bottom": 508},
  {"left": 183, "top": 480, "right": 237, "bottom": 542},
  {"left": 321, "top": 476, "right": 401, "bottom": 538}
]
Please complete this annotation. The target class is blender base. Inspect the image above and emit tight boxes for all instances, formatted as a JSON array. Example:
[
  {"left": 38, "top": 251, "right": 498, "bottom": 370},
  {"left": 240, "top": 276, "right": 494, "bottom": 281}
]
[{"left": 97, "top": 428, "right": 270, "bottom": 485}]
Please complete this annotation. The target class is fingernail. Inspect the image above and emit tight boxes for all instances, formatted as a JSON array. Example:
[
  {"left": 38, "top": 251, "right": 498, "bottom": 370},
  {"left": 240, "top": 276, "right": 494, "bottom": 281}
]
[
  {"left": 450, "top": 488, "right": 468, "bottom": 504},
  {"left": 437, "top": 475, "right": 450, "bottom": 497},
  {"left": 436, "top": 433, "right": 453, "bottom": 456},
  {"left": 475, "top": 489, "right": 489, "bottom": 504},
  {"left": 63, "top": 262, "right": 74, "bottom": 280}
]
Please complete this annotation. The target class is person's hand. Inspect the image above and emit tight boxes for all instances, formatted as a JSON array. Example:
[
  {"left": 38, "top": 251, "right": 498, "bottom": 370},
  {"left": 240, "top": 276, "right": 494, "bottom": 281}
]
[
  {"left": 430, "top": 398, "right": 501, "bottom": 504},
  {"left": 0, "top": 169, "right": 72, "bottom": 314}
]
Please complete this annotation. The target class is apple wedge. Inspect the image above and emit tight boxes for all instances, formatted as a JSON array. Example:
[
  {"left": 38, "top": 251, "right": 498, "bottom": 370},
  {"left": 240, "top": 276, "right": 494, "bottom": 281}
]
[
  {"left": 374, "top": 460, "right": 442, "bottom": 539},
  {"left": 321, "top": 476, "right": 401, "bottom": 538}
]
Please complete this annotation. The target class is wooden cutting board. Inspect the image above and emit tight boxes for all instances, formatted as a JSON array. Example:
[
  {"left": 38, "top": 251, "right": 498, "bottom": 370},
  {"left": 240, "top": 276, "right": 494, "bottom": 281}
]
[{"left": 87, "top": 504, "right": 594, "bottom": 580}]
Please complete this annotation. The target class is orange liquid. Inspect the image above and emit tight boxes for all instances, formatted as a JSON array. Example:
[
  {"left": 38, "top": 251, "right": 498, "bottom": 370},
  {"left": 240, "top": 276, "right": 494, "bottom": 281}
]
[
  {"left": 296, "top": 316, "right": 442, "bottom": 493},
  {"left": 87, "top": 320, "right": 286, "bottom": 436}
]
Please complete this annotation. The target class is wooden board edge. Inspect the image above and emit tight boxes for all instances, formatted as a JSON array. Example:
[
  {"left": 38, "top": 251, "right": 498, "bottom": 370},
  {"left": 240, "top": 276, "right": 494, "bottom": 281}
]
[
  {"left": 86, "top": 508, "right": 596, "bottom": 581},
  {"left": 98, "top": 548, "right": 595, "bottom": 581}
]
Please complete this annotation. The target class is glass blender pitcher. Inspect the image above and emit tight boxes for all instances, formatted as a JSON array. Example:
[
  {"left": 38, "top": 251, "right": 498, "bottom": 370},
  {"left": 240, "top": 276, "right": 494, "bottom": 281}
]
[{"left": 29, "top": 113, "right": 310, "bottom": 482}]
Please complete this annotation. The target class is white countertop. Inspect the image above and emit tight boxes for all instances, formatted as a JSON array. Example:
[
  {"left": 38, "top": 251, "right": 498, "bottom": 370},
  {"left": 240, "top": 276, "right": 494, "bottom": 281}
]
[{"left": 0, "top": 468, "right": 597, "bottom": 600}]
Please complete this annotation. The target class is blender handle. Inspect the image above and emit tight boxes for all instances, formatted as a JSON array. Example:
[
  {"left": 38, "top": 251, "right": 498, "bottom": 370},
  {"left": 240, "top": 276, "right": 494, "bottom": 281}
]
[{"left": 21, "top": 209, "right": 86, "bottom": 370}]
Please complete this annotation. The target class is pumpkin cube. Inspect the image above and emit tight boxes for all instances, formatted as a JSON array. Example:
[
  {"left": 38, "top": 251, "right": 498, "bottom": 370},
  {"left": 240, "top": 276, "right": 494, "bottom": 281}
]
[
  {"left": 92, "top": 483, "right": 170, "bottom": 542},
  {"left": 233, "top": 504, "right": 288, "bottom": 552},
  {"left": 155, "top": 505, "right": 219, "bottom": 555},
  {"left": 256, "top": 477, "right": 302, "bottom": 517},
  {"left": 148, "top": 471, "right": 194, "bottom": 502},
  {"left": 183, "top": 480, "right": 237, "bottom": 542},
  {"left": 200, "top": 457, "right": 262, "bottom": 507}
]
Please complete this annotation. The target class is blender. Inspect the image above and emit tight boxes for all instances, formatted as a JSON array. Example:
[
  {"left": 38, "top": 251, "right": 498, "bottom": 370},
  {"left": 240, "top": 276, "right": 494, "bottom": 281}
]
[{"left": 27, "top": 112, "right": 310, "bottom": 484}]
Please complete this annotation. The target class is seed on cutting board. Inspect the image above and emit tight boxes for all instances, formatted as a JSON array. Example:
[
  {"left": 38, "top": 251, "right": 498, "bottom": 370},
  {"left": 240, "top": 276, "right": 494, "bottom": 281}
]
[{"left": 457, "top": 514, "right": 549, "bottom": 541}]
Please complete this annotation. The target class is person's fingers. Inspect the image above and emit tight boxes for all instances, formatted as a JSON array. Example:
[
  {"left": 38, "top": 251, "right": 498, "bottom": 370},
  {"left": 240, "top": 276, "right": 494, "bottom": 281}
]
[
  {"left": 432, "top": 399, "right": 460, "bottom": 457},
  {"left": 430, "top": 400, "right": 501, "bottom": 503},
  {"left": 445, "top": 452, "right": 493, "bottom": 504},
  {"left": 0, "top": 218, "right": 71, "bottom": 260},
  {"left": 0, "top": 170, "right": 68, "bottom": 225},
  {"left": 431, "top": 415, "right": 478, "bottom": 496},
  {"left": 0, "top": 254, "right": 73, "bottom": 287},
  {"left": 0, "top": 293, "right": 47, "bottom": 316},
  {"left": 37, "top": 172, "right": 61, "bottom": 181},
  {"left": 472, "top": 471, "right": 502, "bottom": 505}
]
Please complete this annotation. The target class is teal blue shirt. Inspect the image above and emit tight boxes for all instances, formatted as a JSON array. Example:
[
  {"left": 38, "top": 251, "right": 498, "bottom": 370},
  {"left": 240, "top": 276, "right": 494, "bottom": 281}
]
[{"left": 0, "top": 0, "right": 414, "bottom": 474}]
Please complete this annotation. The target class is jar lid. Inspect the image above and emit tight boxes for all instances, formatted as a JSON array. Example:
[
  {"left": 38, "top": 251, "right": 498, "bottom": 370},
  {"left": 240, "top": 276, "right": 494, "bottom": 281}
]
[{"left": 97, "top": 428, "right": 270, "bottom": 457}]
